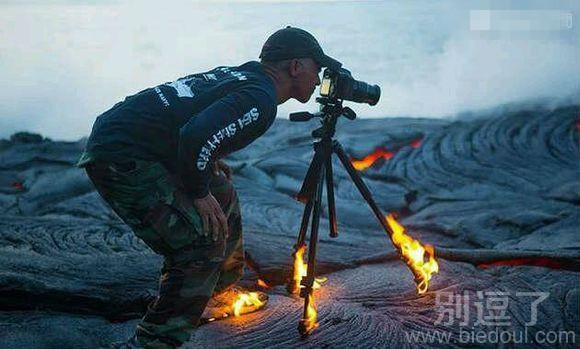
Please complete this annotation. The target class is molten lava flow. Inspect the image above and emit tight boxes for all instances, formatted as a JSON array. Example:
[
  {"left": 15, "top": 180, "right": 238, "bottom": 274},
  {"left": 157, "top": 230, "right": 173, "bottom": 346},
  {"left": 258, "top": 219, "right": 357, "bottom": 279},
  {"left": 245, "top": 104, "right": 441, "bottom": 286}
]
[
  {"left": 410, "top": 139, "right": 422, "bottom": 148},
  {"left": 478, "top": 257, "right": 567, "bottom": 270},
  {"left": 385, "top": 214, "right": 439, "bottom": 294},
  {"left": 232, "top": 292, "right": 264, "bottom": 317},
  {"left": 351, "top": 148, "right": 394, "bottom": 170},
  {"left": 351, "top": 138, "right": 423, "bottom": 171},
  {"left": 11, "top": 182, "right": 24, "bottom": 191}
]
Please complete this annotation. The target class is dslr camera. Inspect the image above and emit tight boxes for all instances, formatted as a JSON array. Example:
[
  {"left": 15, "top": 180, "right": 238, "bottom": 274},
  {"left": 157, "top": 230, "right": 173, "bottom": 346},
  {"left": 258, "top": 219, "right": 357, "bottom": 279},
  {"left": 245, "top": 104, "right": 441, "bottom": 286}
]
[{"left": 319, "top": 68, "right": 381, "bottom": 106}]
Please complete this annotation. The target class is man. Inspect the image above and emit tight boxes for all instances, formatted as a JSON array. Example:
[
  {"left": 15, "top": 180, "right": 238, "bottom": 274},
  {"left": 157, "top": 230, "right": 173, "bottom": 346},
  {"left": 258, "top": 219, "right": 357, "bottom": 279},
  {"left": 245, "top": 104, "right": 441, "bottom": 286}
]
[{"left": 78, "top": 26, "right": 340, "bottom": 348}]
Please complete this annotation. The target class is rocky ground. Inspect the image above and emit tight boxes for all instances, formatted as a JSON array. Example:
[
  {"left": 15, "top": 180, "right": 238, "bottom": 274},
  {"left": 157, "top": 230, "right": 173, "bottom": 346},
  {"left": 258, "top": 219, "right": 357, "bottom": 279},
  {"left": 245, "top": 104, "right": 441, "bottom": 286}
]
[{"left": 0, "top": 104, "right": 578, "bottom": 348}]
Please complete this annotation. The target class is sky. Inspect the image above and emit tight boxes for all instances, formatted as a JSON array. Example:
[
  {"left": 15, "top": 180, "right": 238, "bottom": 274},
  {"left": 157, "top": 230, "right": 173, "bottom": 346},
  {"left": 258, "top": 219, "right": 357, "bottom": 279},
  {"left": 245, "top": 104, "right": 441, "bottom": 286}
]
[{"left": 1, "top": 0, "right": 579, "bottom": 140}]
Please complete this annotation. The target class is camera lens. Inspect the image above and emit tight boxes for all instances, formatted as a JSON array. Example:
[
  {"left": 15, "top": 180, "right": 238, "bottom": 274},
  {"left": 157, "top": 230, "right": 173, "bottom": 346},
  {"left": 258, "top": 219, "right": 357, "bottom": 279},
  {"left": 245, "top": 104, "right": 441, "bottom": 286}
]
[{"left": 351, "top": 81, "right": 381, "bottom": 106}]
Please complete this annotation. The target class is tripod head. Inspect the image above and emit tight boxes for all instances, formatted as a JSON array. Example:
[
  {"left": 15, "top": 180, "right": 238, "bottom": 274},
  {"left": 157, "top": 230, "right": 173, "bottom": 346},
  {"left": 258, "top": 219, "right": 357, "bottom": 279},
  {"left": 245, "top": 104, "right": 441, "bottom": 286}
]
[{"left": 289, "top": 97, "right": 357, "bottom": 139}]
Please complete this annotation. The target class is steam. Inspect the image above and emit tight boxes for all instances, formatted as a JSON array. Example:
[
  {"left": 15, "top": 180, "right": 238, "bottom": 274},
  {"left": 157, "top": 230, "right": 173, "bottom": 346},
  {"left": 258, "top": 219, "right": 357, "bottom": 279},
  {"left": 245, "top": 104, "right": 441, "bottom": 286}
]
[{"left": 363, "top": 34, "right": 580, "bottom": 119}]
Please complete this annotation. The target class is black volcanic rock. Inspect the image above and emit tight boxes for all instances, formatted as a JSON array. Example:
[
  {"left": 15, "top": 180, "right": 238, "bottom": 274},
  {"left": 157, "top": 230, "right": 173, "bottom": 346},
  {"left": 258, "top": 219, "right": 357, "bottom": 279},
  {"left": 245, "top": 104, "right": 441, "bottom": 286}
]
[{"left": 0, "top": 105, "right": 579, "bottom": 348}]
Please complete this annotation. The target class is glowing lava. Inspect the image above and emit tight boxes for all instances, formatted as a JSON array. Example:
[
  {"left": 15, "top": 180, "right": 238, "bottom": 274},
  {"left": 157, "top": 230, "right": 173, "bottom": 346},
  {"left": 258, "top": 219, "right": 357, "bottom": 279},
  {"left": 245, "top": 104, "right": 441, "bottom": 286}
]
[
  {"left": 478, "top": 257, "right": 566, "bottom": 270},
  {"left": 351, "top": 139, "right": 422, "bottom": 171},
  {"left": 385, "top": 214, "right": 439, "bottom": 294},
  {"left": 409, "top": 139, "right": 422, "bottom": 148},
  {"left": 11, "top": 182, "right": 24, "bottom": 191},
  {"left": 351, "top": 148, "right": 394, "bottom": 170}
]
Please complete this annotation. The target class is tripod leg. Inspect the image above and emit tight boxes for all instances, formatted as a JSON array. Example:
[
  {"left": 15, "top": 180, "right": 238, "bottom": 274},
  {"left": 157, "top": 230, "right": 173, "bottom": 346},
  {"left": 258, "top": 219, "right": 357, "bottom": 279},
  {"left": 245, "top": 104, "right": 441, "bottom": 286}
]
[
  {"left": 333, "top": 142, "right": 393, "bottom": 234},
  {"left": 296, "top": 142, "right": 328, "bottom": 203},
  {"left": 288, "top": 196, "right": 314, "bottom": 295},
  {"left": 303, "top": 165, "right": 324, "bottom": 294},
  {"left": 295, "top": 198, "right": 313, "bottom": 248},
  {"left": 290, "top": 140, "right": 331, "bottom": 295},
  {"left": 298, "top": 165, "right": 325, "bottom": 337},
  {"left": 325, "top": 157, "right": 338, "bottom": 238},
  {"left": 298, "top": 292, "right": 318, "bottom": 338}
]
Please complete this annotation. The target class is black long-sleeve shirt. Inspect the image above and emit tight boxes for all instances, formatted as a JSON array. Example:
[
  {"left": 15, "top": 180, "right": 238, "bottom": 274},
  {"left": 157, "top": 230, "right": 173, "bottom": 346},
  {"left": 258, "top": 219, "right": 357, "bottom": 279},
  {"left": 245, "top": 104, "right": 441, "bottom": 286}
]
[{"left": 83, "top": 61, "right": 278, "bottom": 198}]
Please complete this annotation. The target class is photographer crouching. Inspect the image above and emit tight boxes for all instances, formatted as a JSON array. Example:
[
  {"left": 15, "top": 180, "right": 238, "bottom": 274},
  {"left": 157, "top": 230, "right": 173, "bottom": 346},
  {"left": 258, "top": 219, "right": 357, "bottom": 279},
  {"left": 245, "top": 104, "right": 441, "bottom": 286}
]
[{"left": 78, "top": 27, "right": 341, "bottom": 348}]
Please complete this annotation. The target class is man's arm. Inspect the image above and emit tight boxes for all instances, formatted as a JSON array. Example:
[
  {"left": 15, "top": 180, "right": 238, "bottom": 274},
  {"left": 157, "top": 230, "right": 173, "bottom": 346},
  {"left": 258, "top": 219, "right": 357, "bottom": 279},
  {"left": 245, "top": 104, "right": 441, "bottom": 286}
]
[
  {"left": 178, "top": 87, "right": 275, "bottom": 197},
  {"left": 177, "top": 87, "right": 276, "bottom": 238}
]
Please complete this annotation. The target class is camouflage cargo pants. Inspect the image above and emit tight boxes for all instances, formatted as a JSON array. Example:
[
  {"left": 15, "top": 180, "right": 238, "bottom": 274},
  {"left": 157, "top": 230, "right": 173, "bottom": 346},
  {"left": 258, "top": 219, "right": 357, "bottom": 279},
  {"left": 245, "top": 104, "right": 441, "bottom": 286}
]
[{"left": 85, "top": 159, "right": 243, "bottom": 349}]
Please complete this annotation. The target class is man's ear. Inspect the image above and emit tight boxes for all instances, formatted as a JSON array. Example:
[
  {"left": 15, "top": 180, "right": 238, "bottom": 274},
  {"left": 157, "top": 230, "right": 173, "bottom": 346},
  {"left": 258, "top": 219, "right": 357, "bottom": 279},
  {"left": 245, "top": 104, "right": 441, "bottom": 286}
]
[{"left": 288, "top": 59, "right": 300, "bottom": 78}]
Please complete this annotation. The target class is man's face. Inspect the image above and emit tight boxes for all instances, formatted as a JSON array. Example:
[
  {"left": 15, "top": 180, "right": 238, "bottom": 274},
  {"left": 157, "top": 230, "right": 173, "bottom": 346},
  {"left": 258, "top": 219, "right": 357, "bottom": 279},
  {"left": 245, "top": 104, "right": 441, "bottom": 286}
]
[{"left": 291, "top": 58, "right": 321, "bottom": 103}]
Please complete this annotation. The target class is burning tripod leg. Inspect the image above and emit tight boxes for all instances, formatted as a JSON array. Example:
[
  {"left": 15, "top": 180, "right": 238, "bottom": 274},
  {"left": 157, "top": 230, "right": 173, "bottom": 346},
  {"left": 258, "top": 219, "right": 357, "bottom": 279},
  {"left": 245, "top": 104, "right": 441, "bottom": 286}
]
[
  {"left": 299, "top": 292, "right": 319, "bottom": 338},
  {"left": 288, "top": 142, "right": 336, "bottom": 297},
  {"left": 287, "top": 197, "right": 313, "bottom": 295},
  {"left": 297, "top": 164, "right": 325, "bottom": 337},
  {"left": 334, "top": 142, "right": 438, "bottom": 294},
  {"left": 288, "top": 99, "right": 438, "bottom": 337},
  {"left": 287, "top": 137, "right": 336, "bottom": 337}
]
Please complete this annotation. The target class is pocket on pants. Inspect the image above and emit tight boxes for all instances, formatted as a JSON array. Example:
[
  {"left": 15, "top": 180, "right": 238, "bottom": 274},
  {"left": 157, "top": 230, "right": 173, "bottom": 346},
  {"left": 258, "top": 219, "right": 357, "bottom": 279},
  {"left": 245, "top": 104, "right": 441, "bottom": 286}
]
[{"left": 143, "top": 202, "right": 208, "bottom": 252}]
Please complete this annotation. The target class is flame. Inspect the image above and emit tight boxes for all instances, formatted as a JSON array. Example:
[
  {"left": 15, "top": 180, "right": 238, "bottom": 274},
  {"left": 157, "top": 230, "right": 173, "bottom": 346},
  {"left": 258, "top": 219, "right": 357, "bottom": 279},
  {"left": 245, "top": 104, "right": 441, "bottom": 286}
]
[
  {"left": 351, "top": 139, "right": 422, "bottom": 171},
  {"left": 291, "top": 245, "right": 328, "bottom": 336},
  {"left": 292, "top": 245, "right": 308, "bottom": 293},
  {"left": 292, "top": 245, "right": 325, "bottom": 336},
  {"left": 291, "top": 245, "right": 325, "bottom": 295},
  {"left": 301, "top": 294, "right": 319, "bottom": 335},
  {"left": 232, "top": 292, "right": 264, "bottom": 317},
  {"left": 385, "top": 214, "right": 439, "bottom": 294}
]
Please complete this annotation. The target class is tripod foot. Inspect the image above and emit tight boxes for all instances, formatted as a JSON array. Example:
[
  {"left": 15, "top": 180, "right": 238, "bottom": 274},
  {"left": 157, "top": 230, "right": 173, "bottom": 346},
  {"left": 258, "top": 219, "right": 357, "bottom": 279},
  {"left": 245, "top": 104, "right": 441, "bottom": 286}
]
[{"left": 298, "top": 318, "right": 318, "bottom": 338}]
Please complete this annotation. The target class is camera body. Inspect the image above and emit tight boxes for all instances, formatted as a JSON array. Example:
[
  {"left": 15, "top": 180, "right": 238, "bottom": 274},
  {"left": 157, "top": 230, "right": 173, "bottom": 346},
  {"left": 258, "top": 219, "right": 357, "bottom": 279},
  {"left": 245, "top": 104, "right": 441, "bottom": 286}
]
[{"left": 319, "top": 68, "right": 381, "bottom": 106}]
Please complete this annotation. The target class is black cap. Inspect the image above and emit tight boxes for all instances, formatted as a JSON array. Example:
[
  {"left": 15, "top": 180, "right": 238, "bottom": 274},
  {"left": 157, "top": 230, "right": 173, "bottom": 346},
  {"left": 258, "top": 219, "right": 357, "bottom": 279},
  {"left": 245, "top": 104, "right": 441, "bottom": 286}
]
[{"left": 260, "top": 26, "right": 342, "bottom": 70}]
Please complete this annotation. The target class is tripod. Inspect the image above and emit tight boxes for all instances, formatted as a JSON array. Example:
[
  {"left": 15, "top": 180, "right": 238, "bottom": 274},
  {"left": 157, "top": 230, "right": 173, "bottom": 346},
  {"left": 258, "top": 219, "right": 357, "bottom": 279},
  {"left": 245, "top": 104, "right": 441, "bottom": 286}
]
[{"left": 288, "top": 97, "right": 411, "bottom": 337}]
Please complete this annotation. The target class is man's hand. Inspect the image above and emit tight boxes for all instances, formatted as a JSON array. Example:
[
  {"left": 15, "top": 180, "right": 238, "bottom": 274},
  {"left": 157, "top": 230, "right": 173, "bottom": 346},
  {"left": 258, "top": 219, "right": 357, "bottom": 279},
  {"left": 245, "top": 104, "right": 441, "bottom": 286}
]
[
  {"left": 193, "top": 193, "right": 229, "bottom": 243},
  {"left": 213, "top": 160, "right": 232, "bottom": 180}
]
